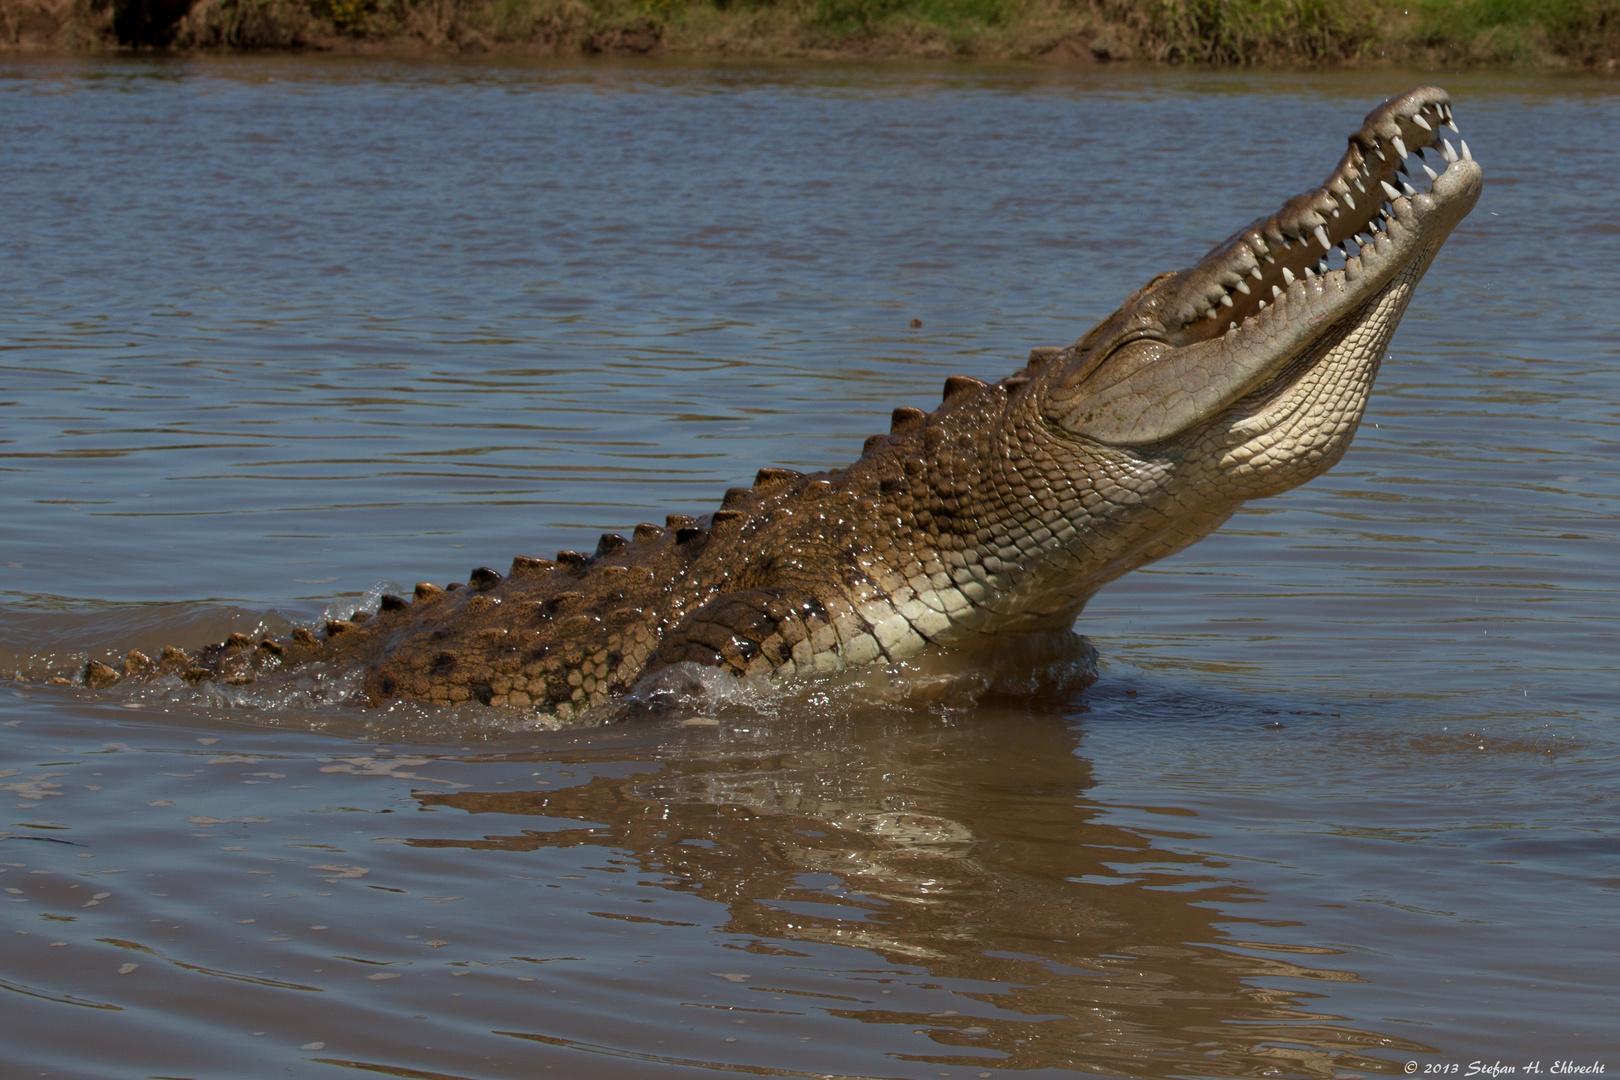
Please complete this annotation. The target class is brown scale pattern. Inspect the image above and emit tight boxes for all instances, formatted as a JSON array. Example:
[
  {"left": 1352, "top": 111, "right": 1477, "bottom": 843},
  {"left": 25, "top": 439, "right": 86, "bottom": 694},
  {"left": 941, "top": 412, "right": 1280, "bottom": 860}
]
[{"left": 107, "top": 352, "right": 1122, "bottom": 722}]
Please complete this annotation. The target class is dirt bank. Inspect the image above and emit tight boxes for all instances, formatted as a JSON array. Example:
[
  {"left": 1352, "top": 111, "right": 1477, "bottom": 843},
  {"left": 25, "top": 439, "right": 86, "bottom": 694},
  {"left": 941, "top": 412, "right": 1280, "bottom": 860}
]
[{"left": 4, "top": 0, "right": 1619, "bottom": 67}]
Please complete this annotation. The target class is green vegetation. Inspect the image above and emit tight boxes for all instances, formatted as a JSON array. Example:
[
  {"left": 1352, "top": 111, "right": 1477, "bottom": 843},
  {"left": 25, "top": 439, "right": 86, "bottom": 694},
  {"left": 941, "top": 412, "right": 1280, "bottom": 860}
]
[
  {"left": 1408, "top": 0, "right": 1620, "bottom": 64},
  {"left": 1139, "top": 0, "right": 1378, "bottom": 64},
  {"left": 4, "top": 0, "right": 1619, "bottom": 64}
]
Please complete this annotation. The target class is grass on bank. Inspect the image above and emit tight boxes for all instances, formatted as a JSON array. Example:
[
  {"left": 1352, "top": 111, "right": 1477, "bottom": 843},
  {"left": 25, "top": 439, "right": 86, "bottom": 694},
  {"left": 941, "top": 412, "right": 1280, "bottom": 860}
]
[{"left": 4, "top": 0, "right": 1619, "bottom": 65}]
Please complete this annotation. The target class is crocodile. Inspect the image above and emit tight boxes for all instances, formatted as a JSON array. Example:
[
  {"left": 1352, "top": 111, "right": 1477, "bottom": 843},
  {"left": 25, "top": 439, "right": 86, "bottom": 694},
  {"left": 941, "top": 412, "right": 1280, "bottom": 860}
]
[{"left": 79, "top": 87, "right": 1481, "bottom": 720}]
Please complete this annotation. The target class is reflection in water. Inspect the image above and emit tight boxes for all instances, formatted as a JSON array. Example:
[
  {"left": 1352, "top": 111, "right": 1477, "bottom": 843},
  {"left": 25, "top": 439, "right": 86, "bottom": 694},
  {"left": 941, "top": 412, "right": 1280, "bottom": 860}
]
[{"left": 411, "top": 706, "right": 1429, "bottom": 1076}]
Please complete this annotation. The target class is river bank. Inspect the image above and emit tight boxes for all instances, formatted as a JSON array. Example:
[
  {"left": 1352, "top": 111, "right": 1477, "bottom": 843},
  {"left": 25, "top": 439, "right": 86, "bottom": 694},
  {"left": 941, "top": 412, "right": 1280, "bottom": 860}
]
[{"left": 5, "top": 0, "right": 1620, "bottom": 66}]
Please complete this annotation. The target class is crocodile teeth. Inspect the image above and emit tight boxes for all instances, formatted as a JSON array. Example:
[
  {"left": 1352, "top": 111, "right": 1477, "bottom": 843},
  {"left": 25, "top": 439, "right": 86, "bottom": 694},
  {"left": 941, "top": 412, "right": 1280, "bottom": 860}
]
[
  {"left": 1461, "top": 139, "right": 1473, "bottom": 161},
  {"left": 1167, "top": 91, "right": 1475, "bottom": 341}
]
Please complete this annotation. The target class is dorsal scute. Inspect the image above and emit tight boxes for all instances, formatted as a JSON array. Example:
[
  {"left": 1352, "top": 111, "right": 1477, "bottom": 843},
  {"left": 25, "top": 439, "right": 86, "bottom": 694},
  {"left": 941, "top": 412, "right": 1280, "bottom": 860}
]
[
  {"left": 754, "top": 467, "right": 803, "bottom": 490},
  {"left": 510, "top": 555, "right": 557, "bottom": 577},
  {"left": 1026, "top": 346, "right": 1065, "bottom": 372},
  {"left": 943, "top": 374, "right": 987, "bottom": 402},
  {"left": 891, "top": 406, "right": 927, "bottom": 433}
]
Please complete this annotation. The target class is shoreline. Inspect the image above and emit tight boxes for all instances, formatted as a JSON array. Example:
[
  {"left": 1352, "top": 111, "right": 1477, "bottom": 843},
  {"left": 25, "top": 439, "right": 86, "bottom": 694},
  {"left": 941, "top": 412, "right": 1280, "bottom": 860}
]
[{"left": 5, "top": 0, "right": 1620, "bottom": 68}]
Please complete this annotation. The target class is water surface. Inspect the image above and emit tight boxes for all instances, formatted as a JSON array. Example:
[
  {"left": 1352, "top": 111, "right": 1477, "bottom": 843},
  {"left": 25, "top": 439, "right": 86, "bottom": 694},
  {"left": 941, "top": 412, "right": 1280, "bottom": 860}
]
[{"left": 1, "top": 57, "right": 1617, "bottom": 1079}]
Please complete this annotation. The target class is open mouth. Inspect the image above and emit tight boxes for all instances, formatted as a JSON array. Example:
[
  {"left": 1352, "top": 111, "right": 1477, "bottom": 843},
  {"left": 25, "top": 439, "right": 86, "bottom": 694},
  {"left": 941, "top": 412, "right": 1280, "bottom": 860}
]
[
  {"left": 1175, "top": 86, "right": 1480, "bottom": 341},
  {"left": 1055, "top": 87, "right": 1482, "bottom": 448}
]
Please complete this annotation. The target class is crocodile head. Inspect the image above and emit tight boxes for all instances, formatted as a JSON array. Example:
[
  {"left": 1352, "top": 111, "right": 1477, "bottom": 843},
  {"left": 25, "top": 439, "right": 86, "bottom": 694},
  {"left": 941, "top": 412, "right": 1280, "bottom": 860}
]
[{"left": 1042, "top": 86, "right": 1481, "bottom": 504}]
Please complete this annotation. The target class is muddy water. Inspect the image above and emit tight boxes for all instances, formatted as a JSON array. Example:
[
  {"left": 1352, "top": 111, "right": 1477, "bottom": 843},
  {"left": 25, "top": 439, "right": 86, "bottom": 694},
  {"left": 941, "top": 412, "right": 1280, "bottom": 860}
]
[{"left": 2, "top": 57, "right": 1617, "bottom": 1079}]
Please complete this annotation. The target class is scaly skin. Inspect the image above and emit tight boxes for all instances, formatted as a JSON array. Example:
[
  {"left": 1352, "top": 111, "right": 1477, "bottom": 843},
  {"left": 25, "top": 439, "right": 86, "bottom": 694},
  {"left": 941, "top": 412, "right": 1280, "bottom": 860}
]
[{"left": 82, "top": 88, "right": 1481, "bottom": 721}]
